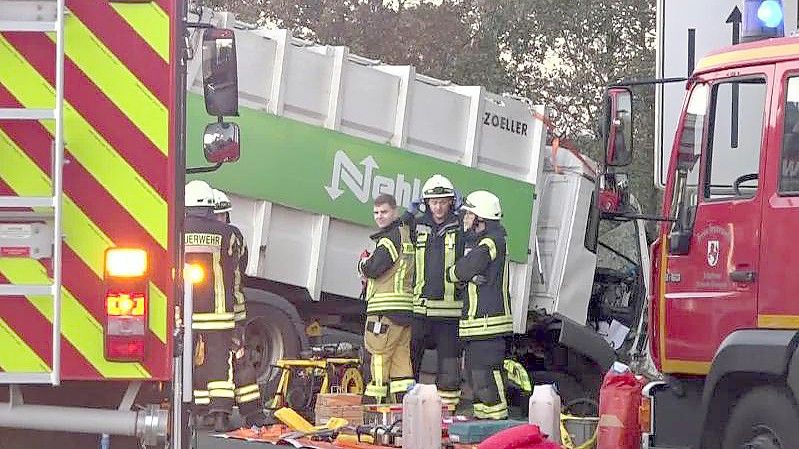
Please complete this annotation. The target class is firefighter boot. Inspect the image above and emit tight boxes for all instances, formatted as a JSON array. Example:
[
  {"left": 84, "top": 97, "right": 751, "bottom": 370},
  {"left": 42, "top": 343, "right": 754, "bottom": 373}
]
[
  {"left": 212, "top": 411, "right": 235, "bottom": 432},
  {"left": 244, "top": 410, "right": 271, "bottom": 428}
]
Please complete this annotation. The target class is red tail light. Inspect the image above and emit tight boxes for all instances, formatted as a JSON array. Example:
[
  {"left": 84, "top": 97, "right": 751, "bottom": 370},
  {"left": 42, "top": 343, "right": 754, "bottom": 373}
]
[
  {"left": 103, "top": 248, "right": 149, "bottom": 362},
  {"left": 105, "top": 336, "right": 145, "bottom": 361},
  {"left": 104, "top": 291, "right": 147, "bottom": 361}
]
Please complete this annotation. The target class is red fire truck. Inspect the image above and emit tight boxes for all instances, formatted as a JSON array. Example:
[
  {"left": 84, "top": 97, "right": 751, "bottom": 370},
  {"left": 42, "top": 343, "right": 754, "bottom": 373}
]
[
  {"left": 0, "top": 0, "right": 239, "bottom": 447},
  {"left": 603, "top": 1, "right": 799, "bottom": 448}
]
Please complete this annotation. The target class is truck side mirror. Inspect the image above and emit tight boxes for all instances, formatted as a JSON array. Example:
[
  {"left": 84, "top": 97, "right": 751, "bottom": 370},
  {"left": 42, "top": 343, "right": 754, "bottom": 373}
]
[
  {"left": 202, "top": 28, "right": 239, "bottom": 117},
  {"left": 603, "top": 87, "right": 633, "bottom": 167},
  {"left": 203, "top": 121, "right": 240, "bottom": 164}
]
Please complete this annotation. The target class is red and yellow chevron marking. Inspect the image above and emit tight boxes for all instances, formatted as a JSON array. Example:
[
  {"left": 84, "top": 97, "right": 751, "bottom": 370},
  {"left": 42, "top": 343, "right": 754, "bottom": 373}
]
[{"left": 0, "top": 0, "right": 176, "bottom": 380}]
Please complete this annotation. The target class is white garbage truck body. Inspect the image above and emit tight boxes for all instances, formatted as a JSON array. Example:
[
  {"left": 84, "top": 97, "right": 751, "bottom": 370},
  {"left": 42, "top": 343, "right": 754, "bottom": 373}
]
[{"left": 186, "top": 11, "right": 651, "bottom": 402}]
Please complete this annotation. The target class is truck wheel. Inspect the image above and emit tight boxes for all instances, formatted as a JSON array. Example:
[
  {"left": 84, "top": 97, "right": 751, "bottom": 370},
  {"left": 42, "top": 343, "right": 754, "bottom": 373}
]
[
  {"left": 243, "top": 292, "right": 303, "bottom": 384},
  {"left": 722, "top": 386, "right": 799, "bottom": 449}
]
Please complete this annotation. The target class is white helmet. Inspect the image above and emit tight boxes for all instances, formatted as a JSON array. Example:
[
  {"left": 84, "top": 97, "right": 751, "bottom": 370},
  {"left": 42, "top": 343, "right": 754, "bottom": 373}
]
[
  {"left": 213, "top": 189, "right": 232, "bottom": 214},
  {"left": 185, "top": 180, "right": 215, "bottom": 208},
  {"left": 462, "top": 190, "right": 502, "bottom": 220},
  {"left": 421, "top": 174, "right": 455, "bottom": 199}
]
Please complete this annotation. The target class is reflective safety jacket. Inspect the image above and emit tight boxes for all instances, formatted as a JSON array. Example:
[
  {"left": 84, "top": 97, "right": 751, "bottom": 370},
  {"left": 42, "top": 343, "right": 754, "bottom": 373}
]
[
  {"left": 446, "top": 224, "right": 512, "bottom": 340},
  {"left": 185, "top": 210, "right": 246, "bottom": 331},
  {"left": 361, "top": 220, "right": 415, "bottom": 319},
  {"left": 410, "top": 212, "right": 464, "bottom": 319}
]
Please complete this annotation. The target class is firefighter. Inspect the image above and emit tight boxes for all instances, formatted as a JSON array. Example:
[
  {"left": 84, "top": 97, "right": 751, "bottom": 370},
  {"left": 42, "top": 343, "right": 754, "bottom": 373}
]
[
  {"left": 406, "top": 174, "right": 465, "bottom": 408},
  {"left": 184, "top": 180, "right": 254, "bottom": 432},
  {"left": 211, "top": 189, "right": 268, "bottom": 428},
  {"left": 358, "top": 193, "right": 416, "bottom": 404},
  {"left": 446, "top": 190, "right": 513, "bottom": 420}
]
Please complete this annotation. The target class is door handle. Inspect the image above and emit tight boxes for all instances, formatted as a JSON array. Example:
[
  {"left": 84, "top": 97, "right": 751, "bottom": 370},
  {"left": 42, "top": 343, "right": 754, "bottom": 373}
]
[{"left": 730, "top": 270, "right": 756, "bottom": 283}]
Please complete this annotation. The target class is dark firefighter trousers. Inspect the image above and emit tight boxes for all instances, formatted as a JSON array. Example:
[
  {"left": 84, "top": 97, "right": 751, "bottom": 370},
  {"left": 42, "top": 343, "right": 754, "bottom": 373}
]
[
  {"left": 193, "top": 328, "right": 262, "bottom": 417},
  {"left": 411, "top": 317, "right": 462, "bottom": 406},
  {"left": 464, "top": 338, "right": 508, "bottom": 420}
]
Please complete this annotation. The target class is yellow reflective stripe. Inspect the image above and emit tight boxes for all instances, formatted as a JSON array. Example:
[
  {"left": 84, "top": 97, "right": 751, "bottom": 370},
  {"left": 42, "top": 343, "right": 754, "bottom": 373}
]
[
  {"left": 438, "top": 389, "right": 461, "bottom": 398},
  {"left": 0, "top": 317, "right": 49, "bottom": 372},
  {"left": 426, "top": 309, "right": 462, "bottom": 318},
  {"left": 237, "top": 391, "right": 261, "bottom": 404},
  {"left": 235, "top": 384, "right": 260, "bottom": 396},
  {"left": 109, "top": 2, "right": 169, "bottom": 62},
  {"left": 48, "top": 16, "right": 167, "bottom": 153},
  {"left": 209, "top": 389, "right": 235, "bottom": 398},
  {"left": 0, "top": 130, "right": 165, "bottom": 341},
  {"left": 373, "top": 354, "right": 383, "bottom": 387},
  {"left": 414, "top": 233, "right": 426, "bottom": 297},
  {"left": 191, "top": 321, "right": 235, "bottom": 330},
  {"left": 444, "top": 232, "right": 456, "bottom": 301},
  {"left": 213, "top": 252, "right": 226, "bottom": 314},
  {"left": 0, "top": 37, "right": 168, "bottom": 247},
  {"left": 389, "top": 378, "right": 415, "bottom": 394},
  {"left": 193, "top": 390, "right": 210, "bottom": 397},
  {"left": 365, "top": 384, "right": 388, "bottom": 398},
  {"left": 377, "top": 238, "right": 399, "bottom": 262},
  {"left": 208, "top": 380, "right": 235, "bottom": 390},
  {"left": 366, "top": 278, "right": 375, "bottom": 300},
  {"left": 460, "top": 314, "right": 513, "bottom": 328},
  {"left": 502, "top": 261, "right": 510, "bottom": 317},
  {"left": 0, "top": 128, "right": 110, "bottom": 276},
  {"left": 194, "top": 397, "right": 211, "bottom": 405},
  {"left": 424, "top": 299, "right": 463, "bottom": 310},
  {"left": 459, "top": 323, "right": 513, "bottom": 337},
  {"left": 493, "top": 369, "right": 508, "bottom": 408},
  {"left": 467, "top": 283, "right": 478, "bottom": 318},
  {"left": 192, "top": 312, "right": 235, "bottom": 321},
  {"left": 447, "top": 265, "right": 459, "bottom": 283},
  {"left": 148, "top": 282, "right": 166, "bottom": 343},
  {"left": 479, "top": 238, "right": 497, "bottom": 260},
  {"left": 0, "top": 258, "right": 150, "bottom": 378}
]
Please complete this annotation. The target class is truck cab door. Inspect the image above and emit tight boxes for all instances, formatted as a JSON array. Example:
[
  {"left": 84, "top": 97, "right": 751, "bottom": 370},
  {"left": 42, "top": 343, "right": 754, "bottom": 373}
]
[
  {"left": 658, "top": 66, "right": 772, "bottom": 374},
  {"left": 758, "top": 63, "right": 799, "bottom": 328}
]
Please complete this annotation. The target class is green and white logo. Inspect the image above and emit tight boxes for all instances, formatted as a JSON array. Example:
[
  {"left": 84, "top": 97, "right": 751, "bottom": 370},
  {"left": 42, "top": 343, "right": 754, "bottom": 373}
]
[
  {"left": 325, "top": 150, "right": 422, "bottom": 207},
  {"left": 187, "top": 94, "right": 535, "bottom": 262}
]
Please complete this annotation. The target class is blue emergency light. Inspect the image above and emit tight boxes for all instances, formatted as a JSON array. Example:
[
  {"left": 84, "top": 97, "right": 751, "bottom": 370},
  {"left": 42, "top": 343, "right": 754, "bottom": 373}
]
[
  {"left": 742, "top": 0, "right": 784, "bottom": 42},
  {"left": 757, "top": 0, "right": 784, "bottom": 27}
]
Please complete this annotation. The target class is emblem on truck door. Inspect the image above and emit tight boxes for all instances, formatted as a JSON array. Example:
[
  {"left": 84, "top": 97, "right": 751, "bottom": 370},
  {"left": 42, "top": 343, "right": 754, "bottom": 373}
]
[{"left": 707, "top": 240, "right": 720, "bottom": 267}]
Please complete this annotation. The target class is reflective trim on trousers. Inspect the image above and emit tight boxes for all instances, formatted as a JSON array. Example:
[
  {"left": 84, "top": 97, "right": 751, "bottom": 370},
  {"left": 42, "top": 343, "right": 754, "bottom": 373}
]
[
  {"left": 389, "top": 377, "right": 415, "bottom": 394},
  {"left": 236, "top": 391, "right": 261, "bottom": 404},
  {"left": 438, "top": 389, "right": 461, "bottom": 406},
  {"left": 473, "top": 369, "right": 508, "bottom": 419},
  {"left": 192, "top": 321, "right": 235, "bottom": 330}
]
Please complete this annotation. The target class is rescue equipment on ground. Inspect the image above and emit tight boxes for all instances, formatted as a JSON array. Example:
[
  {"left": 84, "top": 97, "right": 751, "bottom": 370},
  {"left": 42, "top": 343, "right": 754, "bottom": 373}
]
[
  {"left": 560, "top": 398, "right": 599, "bottom": 449},
  {"left": 268, "top": 342, "right": 363, "bottom": 421},
  {"left": 315, "top": 393, "right": 364, "bottom": 426},
  {"left": 477, "top": 423, "right": 562, "bottom": 449},
  {"left": 448, "top": 419, "right": 528, "bottom": 444},
  {"left": 401, "top": 384, "right": 442, "bottom": 449},
  {"left": 528, "top": 384, "right": 562, "bottom": 444},
  {"left": 596, "top": 363, "right": 645, "bottom": 449}
]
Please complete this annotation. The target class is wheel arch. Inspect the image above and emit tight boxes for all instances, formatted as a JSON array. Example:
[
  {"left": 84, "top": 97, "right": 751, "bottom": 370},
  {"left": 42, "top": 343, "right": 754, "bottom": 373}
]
[{"left": 697, "top": 329, "right": 799, "bottom": 449}]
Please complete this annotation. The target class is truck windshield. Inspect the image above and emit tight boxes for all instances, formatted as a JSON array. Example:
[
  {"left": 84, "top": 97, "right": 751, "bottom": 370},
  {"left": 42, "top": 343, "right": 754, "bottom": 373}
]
[{"left": 596, "top": 220, "right": 641, "bottom": 273}]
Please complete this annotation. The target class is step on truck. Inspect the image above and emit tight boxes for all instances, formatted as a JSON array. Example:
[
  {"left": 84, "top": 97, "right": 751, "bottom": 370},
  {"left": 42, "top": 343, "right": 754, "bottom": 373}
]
[
  {"left": 0, "top": 0, "right": 241, "bottom": 447},
  {"left": 602, "top": 1, "right": 799, "bottom": 448},
  {"left": 187, "top": 10, "right": 653, "bottom": 408}
]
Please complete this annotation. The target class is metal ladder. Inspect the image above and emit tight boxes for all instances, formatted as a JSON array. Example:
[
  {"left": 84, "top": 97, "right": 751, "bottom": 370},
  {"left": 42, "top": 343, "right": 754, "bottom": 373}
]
[{"left": 0, "top": 0, "right": 67, "bottom": 385}]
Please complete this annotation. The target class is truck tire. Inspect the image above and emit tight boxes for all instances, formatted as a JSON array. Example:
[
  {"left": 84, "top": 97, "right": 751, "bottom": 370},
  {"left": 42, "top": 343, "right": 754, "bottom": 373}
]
[
  {"left": 242, "top": 289, "right": 305, "bottom": 384},
  {"left": 721, "top": 386, "right": 799, "bottom": 449}
]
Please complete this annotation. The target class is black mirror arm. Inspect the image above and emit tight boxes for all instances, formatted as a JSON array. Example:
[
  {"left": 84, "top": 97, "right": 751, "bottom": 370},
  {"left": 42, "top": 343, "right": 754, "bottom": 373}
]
[
  {"left": 602, "top": 212, "right": 677, "bottom": 223},
  {"left": 186, "top": 163, "right": 223, "bottom": 174}
]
